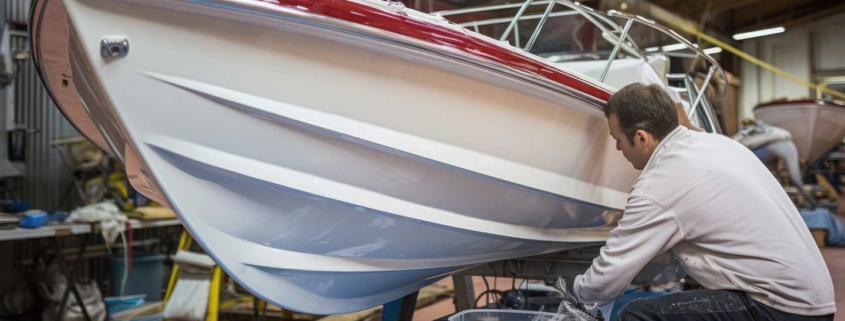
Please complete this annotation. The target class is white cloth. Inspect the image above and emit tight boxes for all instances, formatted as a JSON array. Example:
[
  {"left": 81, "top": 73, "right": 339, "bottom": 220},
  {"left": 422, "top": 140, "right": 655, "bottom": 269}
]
[
  {"left": 163, "top": 277, "right": 210, "bottom": 321},
  {"left": 574, "top": 126, "right": 835, "bottom": 316},
  {"left": 557, "top": 57, "right": 683, "bottom": 103},
  {"left": 732, "top": 120, "right": 792, "bottom": 150},
  {"left": 66, "top": 202, "right": 127, "bottom": 245},
  {"left": 35, "top": 262, "right": 106, "bottom": 321}
]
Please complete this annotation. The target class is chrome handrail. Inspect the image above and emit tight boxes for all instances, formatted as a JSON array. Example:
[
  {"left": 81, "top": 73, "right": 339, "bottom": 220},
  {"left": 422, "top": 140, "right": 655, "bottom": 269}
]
[
  {"left": 433, "top": 0, "right": 643, "bottom": 59},
  {"left": 599, "top": 18, "right": 633, "bottom": 82},
  {"left": 667, "top": 74, "right": 722, "bottom": 133},
  {"left": 572, "top": 3, "right": 641, "bottom": 53},
  {"left": 433, "top": 0, "right": 552, "bottom": 16},
  {"left": 500, "top": 0, "right": 535, "bottom": 45},
  {"left": 606, "top": 10, "right": 727, "bottom": 98},
  {"left": 433, "top": 0, "right": 725, "bottom": 131},
  {"left": 532, "top": 1, "right": 642, "bottom": 58},
  {"left": 524, "top": 0, "right": 557, "bottom": 50},
  {"left": 454, "top": 11, "right": 579, "bottom": 28},
  {"left": 688, "top": 74, "right": 722, "bottom": 133},
  {"left": 605, "top": 10, "right": 728, "bottom": 122}
]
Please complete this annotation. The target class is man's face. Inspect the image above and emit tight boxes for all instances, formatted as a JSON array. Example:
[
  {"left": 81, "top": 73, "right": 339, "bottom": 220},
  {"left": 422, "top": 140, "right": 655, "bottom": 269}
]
[{"left": 607, "top": 114, "right": 651, "bottom": 170}]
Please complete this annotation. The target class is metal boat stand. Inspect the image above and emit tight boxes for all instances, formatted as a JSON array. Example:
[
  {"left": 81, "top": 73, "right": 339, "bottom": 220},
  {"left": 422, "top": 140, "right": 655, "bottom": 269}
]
[
  {"left": 448, "top": 247, "right": 682, "bottom": 314},
  {"left": 41, "top": 235, "right": 94, "bottom": 321},
  {"left": 381, "top": 291, "right": 421, "bottom": 321}
]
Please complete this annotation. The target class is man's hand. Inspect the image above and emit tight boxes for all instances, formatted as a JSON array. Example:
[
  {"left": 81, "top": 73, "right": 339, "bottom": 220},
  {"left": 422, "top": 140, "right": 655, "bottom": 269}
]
[{"left": 553, "top": 278, "right": 604, "bottom": 320}]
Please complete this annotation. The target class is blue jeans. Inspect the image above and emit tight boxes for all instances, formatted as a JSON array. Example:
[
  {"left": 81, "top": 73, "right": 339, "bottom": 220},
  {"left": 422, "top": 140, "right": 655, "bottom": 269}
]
[{"left": 617, "top": 290, "right": 833, "bottom": 321}]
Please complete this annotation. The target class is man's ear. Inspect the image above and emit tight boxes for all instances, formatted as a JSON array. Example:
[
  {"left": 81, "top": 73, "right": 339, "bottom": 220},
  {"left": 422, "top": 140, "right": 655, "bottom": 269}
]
[{"left": 635, "top": 130, "right": 648, "bottom": 147}]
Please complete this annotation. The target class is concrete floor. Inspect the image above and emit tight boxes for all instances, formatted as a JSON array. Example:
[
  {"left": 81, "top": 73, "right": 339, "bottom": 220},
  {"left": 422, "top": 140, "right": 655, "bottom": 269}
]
[{"left": 414, "top": 249, "right": 845, "bottom": 320}]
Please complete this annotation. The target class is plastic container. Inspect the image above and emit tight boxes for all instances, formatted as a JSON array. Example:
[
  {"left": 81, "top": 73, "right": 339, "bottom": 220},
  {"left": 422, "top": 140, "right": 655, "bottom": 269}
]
[
  {"left": 105, "top": 294, "right": 147, "bottom": 316},
  {"left": 108, "top": 252, "right": 166, "bottom": 301},
  {"left": 112, "top": 302, "right": 164, "bottom": 321},
  {"left": 447, "top": 309, "right": 577, "bottom": 321}
]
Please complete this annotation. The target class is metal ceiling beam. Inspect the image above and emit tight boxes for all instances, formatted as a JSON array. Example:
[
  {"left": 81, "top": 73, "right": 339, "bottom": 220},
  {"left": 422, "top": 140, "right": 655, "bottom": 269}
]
[
  {"left": 733, "top": 0, "right": 845, "bottom": 32},
  {"left": 614, "top": 0, "right": 734, "bottom": 44},
  {"left": 711, "top": 0, "right": 764, "bottom": 14}
]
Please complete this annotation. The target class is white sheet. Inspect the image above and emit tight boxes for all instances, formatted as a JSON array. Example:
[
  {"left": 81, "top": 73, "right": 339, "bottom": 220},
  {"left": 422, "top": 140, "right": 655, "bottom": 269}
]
[{"left": 557, "top": 57, "right": 682, "bottom": 103}]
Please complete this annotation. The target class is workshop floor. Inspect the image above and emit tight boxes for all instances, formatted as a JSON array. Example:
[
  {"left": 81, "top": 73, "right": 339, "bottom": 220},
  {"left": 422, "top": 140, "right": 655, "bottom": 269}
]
[{"left": 414, "top": 249, "right": 845, "bottom": 320}]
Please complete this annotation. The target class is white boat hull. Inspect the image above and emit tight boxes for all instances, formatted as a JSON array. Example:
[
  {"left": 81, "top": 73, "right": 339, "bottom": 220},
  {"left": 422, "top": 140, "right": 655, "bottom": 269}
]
[
  {"left": 754, "top": 100, "right": 845, "bottom": 165},
  {"left": 33, "top": 0, "right": 647, "bottom": 313}
]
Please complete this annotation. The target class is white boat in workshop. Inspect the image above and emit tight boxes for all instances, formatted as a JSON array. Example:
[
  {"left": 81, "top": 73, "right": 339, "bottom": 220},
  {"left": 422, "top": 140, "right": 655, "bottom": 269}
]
[
  {"left": 30, "top": 0, "right": 724, "bottom": 314},
  {"left": 754, "top": 99, "right": 845, "bottom": 166}
]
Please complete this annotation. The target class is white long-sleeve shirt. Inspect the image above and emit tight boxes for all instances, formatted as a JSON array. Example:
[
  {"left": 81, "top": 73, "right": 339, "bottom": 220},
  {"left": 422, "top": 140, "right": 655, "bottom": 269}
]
[{"left": 574, "top": 126, "right": 835, "bottom": 316}]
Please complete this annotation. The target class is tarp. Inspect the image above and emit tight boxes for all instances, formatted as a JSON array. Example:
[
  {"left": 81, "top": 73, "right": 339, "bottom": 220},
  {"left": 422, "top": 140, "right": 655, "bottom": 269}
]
[{"left": 800, "top": 207, "right": 845, "bottom": 247}]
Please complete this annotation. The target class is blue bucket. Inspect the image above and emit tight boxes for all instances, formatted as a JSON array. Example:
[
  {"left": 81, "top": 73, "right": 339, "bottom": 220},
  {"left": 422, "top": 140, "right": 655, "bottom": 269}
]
[{"left": 108, "top": 252, "right": 166, "bottom": 301}]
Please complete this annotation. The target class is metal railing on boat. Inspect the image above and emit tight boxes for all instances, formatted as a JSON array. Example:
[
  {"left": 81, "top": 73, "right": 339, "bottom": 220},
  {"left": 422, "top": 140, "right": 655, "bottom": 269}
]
[{"left": 433, "top": 0, "right": 728, "bottom": 131}]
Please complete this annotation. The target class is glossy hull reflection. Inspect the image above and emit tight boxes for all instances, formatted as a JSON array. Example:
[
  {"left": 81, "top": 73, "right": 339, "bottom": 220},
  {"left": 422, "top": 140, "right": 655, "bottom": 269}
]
[
  {"left": 754, "top": 100, "right": 845, "bottom": 165},
  {"left": 32, "top": 0, "right": 638, "bottom": 314}
]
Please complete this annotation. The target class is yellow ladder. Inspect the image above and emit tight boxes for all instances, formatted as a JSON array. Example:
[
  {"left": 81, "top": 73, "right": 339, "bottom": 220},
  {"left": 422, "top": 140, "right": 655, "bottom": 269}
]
[{"left": 163, "top": 230, "right": 292, "bottom": 321}]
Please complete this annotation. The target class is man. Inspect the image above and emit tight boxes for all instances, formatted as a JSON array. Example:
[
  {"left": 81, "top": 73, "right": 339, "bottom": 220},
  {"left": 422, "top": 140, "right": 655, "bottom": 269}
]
[
  {"left": 732, "top": 119, "right": 816, "bottom": 208},
  {"left": 573, "top": 83, "right": 835, "bottom": 320}
]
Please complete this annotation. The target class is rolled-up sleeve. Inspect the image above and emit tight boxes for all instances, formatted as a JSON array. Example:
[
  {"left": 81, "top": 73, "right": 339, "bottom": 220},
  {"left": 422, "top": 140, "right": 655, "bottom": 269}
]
[{"left": 574, "top": 195, "right": 684, "bottom": 305}]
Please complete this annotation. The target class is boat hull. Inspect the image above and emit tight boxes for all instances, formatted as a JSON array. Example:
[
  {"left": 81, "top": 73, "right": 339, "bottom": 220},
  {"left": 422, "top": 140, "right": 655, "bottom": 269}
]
[
  {"left": 754, "top": 100, "right": 845, "bottom": 166},
  {"left": 33, "top": 0, "right": 638, "bottom": 313}
]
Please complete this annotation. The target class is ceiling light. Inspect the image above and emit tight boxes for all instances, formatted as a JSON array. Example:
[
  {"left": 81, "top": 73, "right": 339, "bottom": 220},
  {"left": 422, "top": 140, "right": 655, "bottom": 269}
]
[
  {"left": 662, "top": 43, "right": 697, "bottom": 52},
  {"left": 732, "top": 27, "right": 785, "bottom": 40},
  {"left": 703, "top": 47, "right": 722, "bottom": 55}
]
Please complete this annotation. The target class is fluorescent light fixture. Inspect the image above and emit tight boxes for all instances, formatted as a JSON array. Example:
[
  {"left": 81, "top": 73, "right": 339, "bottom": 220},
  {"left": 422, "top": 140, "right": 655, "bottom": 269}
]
[
  {"left": 644, "top": 47, "right": 659, "bottom": 52},
  {"left": 661, "top": 43, "right": 698, "bottom": 52},
  {"left": 732, "top": 27, "right": 785, "bottom": 40},
  {"left": 703, "top": 47, "right": 722, "bottom": 55}
]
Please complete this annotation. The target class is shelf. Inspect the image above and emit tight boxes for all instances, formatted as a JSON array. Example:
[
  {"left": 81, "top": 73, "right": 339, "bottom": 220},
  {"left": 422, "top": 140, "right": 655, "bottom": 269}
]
[{"left": 0, "top": 218, "right": 182, "bottom": 242}]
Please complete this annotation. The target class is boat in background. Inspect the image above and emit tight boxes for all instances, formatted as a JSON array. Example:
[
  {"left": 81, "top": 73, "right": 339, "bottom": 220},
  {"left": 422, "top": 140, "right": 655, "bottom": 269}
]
[
  {"left": 30, "top": 0, "right": 724, "bottom": 314},
  {"left": 754, "top": 99, "right": 845, "bottom": 166}
]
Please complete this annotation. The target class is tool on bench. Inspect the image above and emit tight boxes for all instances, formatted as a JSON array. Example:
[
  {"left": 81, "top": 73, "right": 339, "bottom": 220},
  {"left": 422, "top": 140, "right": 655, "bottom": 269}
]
[{"left": 19, "top": 210, "right": 69, "bottom": 228}]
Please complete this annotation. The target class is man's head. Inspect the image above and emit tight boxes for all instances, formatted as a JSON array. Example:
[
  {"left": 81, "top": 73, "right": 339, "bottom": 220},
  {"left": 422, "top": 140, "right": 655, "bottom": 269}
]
[{"left": 605, "top": 83, "right": 679, "bottom": 170}]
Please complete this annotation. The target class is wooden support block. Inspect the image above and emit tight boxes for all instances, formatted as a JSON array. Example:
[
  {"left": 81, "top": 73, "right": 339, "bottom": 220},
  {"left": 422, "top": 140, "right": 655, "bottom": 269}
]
[{"left": 811, "top": 229, "right": 828, "bottom": 248}]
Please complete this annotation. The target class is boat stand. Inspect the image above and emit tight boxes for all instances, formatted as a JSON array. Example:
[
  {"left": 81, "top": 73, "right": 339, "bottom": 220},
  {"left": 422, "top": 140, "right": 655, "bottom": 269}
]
[
  {"left": 449, "top": 247, "right": 679, "bottom": 313},
  {"left": 381, "top": 291, "right": 420, "bottom": 321}
]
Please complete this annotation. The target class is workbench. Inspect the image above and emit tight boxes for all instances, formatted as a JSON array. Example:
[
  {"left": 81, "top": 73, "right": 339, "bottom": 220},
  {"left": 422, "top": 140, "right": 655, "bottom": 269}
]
[
  {"left": 0, "top": 218, "right": 181, "bottom": 241},
  {"left": 0, "top": 218, "right": 183, "bottom": 321}
]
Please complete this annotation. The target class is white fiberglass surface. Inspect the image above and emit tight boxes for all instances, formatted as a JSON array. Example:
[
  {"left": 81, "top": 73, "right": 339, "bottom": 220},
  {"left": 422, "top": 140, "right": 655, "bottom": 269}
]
[
  {"left": 556, "top": 57, "right": 682, "bottom": 103},
  {"left": 65, "top": 0, "right": 638, "bottom": 209},
  {"left": 58, "top": 0, "right": 635, "bottom": 313}
]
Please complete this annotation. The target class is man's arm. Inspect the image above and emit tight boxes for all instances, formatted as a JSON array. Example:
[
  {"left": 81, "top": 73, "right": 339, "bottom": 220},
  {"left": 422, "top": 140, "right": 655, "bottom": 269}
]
[
  {"left": 676, "top": 103, "right": 703, "bottom": 132},
  {"left": 574, "top": 195, "right": 684, "bottom": 305}
]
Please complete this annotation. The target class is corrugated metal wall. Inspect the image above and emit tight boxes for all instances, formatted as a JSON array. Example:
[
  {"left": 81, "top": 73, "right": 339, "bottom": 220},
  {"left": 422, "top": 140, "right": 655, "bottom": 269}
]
[
  {"left": 10, "top": 34, "right": 80, "bottom": 210},
  {"left": 814, "top": 30, "right": 845, "bottom": 71},
  {"left": 740, "top": 12, "right": 845, "bottom": 120},
  {"left": 6, "top": 0, "right": 30, "bottom": 25}
]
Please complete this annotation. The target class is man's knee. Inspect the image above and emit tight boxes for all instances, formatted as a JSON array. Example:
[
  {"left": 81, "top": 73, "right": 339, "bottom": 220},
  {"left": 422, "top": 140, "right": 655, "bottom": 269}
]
[{"left": 616, "top": 298, "right": 653, "bottom": 321}]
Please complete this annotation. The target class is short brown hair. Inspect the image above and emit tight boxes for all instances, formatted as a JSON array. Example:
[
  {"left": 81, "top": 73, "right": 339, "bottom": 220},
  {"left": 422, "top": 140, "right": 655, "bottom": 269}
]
[{"left": 604, "top": 83, "right": 679, "bottom": 144}]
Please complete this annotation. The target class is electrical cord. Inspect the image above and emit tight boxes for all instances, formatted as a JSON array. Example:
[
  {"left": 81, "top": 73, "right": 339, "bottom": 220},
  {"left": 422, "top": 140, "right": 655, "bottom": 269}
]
[
  {"left": 488, "top": 263, "right": 501, "bottom": 308},
  {"left": 481, "top": 276, "right": 491, "bottom": 307},
  {"left": 473, "top": 290, "right": 504, "bottom": 309},
  {"left": 119, "top": 231, "right": 129, "bottom": 296}
]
